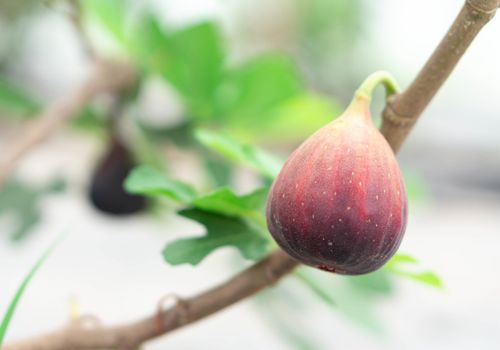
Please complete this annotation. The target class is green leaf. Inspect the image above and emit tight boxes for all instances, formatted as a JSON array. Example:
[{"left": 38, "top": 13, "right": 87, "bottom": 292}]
[
  {"left": 203, "top": 155, "right": 232, "bottom": 187},
  {"left": 192, "top": 187, "right": 267, "bottom": 219},
  {"left": 0, "top": 236, "right": 63, "bottom": 347},
  {"left": 71, "top": 106, "right": 105, "bottom": 132},
  {"left": 128, "top": 15, "right": 170, "bottom": 72},
  {"left": 83, "top": 0, "right": 128, "bottom": 45},
  {"left": 163, "top": 208, "right": 269, "bottom": 265},
  {"left": 130, "top": 18, "right": 224, "bottom": 119},
  {"left": 124, "top": 165, "right": 197, "bottom": 203},
  {"left": 165, "top": 22, "right": 224, "bottom": 117},
  {"left": 214, "top": 54, "right": 302, "bottom": 122},
  {"left": 386, "top": 253, "right": 443, "bottom": 289},
  {"left": 194, "top": 129, "right": 283, "bottom": 178},
  {"left": 0, "top": 78, "right": 39, "bottom": 118},
  {"left": 163, "top": 187, "right": 269, "bottom": 265},
  {"left": 387, "top": 253, "right": 418, "bottom": 265},
  {"left": 392, "top": 270, "right": 443, "bottom": 288}
]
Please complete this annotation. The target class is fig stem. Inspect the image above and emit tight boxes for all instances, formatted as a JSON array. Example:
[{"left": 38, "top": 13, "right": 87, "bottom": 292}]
[{"left": 354, "top": 71, "right": 400, "bottom": 102}]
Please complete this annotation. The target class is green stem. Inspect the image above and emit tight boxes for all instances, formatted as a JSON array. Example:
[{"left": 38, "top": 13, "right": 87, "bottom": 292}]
[{"left": 354, "top": 70, "right": 400, "bottom": 101}]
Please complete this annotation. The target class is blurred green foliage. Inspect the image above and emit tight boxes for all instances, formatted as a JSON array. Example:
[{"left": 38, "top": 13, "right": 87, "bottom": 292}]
[
  {"left": 256, "top": 285, "right": 324, "bottom": 350},
  {"left": 195, "top": 129, "right": 283, "bottom": 179},
  {"left": 126, "top": 166, "right": 272, "bottom": 264},
  {"left": 83, "top": 0, "right": 128, "bottom": 45},
  {"left": 0, "top": 75, "right": 104, "bottom": 132},
  {"left": 0, "top": 178, "right": 65, "bottom": 242},
  {"left": 0, "top": 78, "right": 39, "bottom": 118},
  {"left": 164, "top": 207, "right": 269, "bottom": 265},
  {"left": 192, "top": 187, "right": 268, "bottom": 221},
  {"left": 386, "top": 253, "right": 443, "bottom": 288},
  {"left": 294, "top": 258, "right": 438, "bottom": 335},
  {"left": 82, "top": 0, "right": 341, "bottom": 144},
  {"left": 125, "top": 165, "right": 197, "bottom": 203}
]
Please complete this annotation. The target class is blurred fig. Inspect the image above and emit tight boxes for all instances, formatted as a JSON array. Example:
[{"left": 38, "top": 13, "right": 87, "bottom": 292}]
[
  {"left": 266, "top": 72, "right": 407, "bottom": 275},
  {"left": 89, "top": 137, "right": 146, "bottom": 215}
]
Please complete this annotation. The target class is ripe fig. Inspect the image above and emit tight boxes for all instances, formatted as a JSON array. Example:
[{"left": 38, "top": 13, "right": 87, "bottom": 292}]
[
  {"left": 89, "top": 137, "right": 146, "bottom": 215},
  {"left": 266, "top": 72, "right": 407, "bottom": 275}
]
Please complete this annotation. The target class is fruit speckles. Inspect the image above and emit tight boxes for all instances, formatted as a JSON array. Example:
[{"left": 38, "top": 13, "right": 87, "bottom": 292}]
[{"left": 266, "top": 96, "right": 407, "bottom": 275}]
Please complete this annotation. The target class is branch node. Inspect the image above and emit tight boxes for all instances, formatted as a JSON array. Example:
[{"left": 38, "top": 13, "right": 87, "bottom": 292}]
[
  {"left": 466, "top": 0, "right": 499, "bottom": 17},
  {"left": 384, "top": 110, "right": 415, "bottom": 129},
  {"left": 155, "top": 294, "right": 189, "bottom": 333},
  {"left": 383, "top": 101, "right": 416, "bottom": 127}
]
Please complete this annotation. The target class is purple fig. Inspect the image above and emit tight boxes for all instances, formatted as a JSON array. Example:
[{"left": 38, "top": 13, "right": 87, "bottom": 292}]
[
  {"left": 89, "top": 137, "right": 146, "bottom": 215},
  {"left": 266, "top": 72, "right": 407, "bottom": 275}
]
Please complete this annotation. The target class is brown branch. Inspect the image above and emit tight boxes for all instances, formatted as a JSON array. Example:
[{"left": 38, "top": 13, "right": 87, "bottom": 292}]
[
  {"left": 381, "top": 0, "right": 500, "bottom": 152},
  {"left": 2, "top": 0, "right": 499, "bottom": 349},
  {"left": 3, "top": 251, "right": 299, "bottom": 350},
  {"left": 0, "top": 59, "right": 135, "bottom": 187}
]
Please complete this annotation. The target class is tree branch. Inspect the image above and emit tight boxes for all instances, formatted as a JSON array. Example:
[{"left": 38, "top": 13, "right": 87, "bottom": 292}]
[
  {"left": 2, "top": 0, "right": 499, "bottom": 349},
  {"left": 0, "top": 59, "right": 135, "bottom": 187},
  {"left": 3, "top": 251, "right": 299, "bottom": 350},
  {"left": 381, "top": 0, "right": 500, "bottom": 152}
]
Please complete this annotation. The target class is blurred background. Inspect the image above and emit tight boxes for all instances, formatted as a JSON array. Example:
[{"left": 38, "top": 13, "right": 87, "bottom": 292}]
[{"left": 1, "top": 0, "right": 499, "bottom": 349}]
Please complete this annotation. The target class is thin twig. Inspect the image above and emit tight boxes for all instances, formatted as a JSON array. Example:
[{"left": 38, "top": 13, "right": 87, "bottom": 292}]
[
  {"left": 2, "top": 0, "right": 499, "bottom": 349},
  {"left": 0, "top": 59, "right": 135, "bottom": 187}
]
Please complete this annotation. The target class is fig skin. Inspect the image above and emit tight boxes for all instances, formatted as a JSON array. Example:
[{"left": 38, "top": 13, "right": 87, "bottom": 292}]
[
  {"left": 266, "top": 97, "right": 407, "bottom": 275},
  {"left": 89, "top": 137, "right": 146, "bottom": 215}
]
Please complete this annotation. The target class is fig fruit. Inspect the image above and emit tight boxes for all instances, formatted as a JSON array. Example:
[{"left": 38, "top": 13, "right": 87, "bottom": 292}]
[
  {"left": 266, "top": 72, "right": 407, "bottom": 275},
  {"left": 89, "top": 137, "right": 146, "bottom": 215}
]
